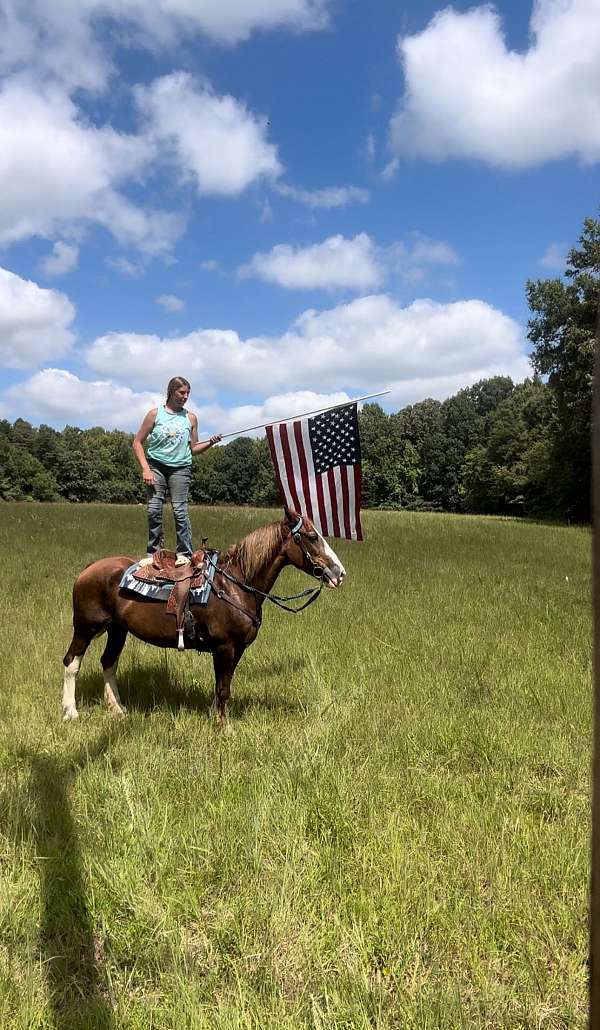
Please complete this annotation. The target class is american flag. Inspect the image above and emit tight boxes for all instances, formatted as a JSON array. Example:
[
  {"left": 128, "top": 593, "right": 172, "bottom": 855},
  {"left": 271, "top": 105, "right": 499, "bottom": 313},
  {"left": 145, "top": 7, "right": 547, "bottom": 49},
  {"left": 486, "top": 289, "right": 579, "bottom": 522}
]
[{"left": 266, "top": 402, "right": 363, "bottom": 541}]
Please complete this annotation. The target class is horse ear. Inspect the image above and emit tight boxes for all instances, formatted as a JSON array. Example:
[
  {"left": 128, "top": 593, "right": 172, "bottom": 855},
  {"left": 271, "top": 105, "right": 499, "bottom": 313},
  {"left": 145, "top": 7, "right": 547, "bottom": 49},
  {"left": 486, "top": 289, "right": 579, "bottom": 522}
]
[{"left": 284, "top": 507, "right": 298, "bottom": 524}]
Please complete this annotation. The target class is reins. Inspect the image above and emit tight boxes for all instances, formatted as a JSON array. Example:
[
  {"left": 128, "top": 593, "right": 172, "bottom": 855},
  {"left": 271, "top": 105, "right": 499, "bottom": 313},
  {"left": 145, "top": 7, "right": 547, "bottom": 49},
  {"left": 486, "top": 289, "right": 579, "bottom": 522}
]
[{"left": 205, "top": 517, "right": 325, "bottom": 624}]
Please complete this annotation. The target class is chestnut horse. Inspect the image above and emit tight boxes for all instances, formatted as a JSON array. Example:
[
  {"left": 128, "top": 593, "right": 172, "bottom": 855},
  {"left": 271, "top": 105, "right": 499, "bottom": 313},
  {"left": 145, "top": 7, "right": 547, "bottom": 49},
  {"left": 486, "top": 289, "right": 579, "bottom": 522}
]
[{"left": 62, "top": 510, "right": 346, "bottom": 725}]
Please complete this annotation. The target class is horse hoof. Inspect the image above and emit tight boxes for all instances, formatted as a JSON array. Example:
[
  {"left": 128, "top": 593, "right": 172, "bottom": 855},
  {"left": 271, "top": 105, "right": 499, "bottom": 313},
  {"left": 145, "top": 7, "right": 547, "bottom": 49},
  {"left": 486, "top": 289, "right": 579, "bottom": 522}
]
[
  {"left": 107, "top": 703, "right": 127, "bottom": 717},
  {"left": 63, "top": 706, "right": 79, "bottom": 721}
]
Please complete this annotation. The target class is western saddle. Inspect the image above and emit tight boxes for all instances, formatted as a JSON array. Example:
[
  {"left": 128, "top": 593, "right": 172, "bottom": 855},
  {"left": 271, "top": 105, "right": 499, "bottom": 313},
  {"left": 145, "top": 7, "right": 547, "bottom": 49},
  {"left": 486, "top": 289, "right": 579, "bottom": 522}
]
[{"left": 132, "top": 549, "right": 208, "bottom": 649}]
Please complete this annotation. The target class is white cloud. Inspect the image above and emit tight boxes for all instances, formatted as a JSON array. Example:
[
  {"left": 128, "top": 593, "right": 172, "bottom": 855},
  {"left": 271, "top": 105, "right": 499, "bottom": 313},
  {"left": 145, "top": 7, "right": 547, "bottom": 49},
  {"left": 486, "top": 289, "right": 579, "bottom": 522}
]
[
  {"left": 39, "top": 241, "right": 80, "bottom": 277},
  {"left": 0, "top": 1, "right": 330, "bottom": 90},
  {"left": 239, "top": 232, "right": 459, "bottom": 291},
  {"left": 1, "top": 374, "right": 349, "bottom": 435},
  {"left": 408, "top": 235, "right": 459, "bottom": 267},
  {"left": 539, "top": 242, "right": 567, "bottom": 271},
  {"left": 0, "top": 266, "right": 76, "bottom": 368},
  {"left": 86, "top": 329, "right": 244, "bottom": 395},
  {"left": 5, "top": 293, "right": 529, "bottom": 428},
  {"left": 3, "top": 368, "right": 161, "bottom": 429},
  {"left": 136, "top": 73, "right": 282, "bottom": 196},
  {"left": 199, "top": 391, "right": 352, "bottom": 438},
  {"left": 381, "top": 157, "right": 399, "bottom": 181},
  {"left": 84, "top": 293, "right": 529, "bottom": 402},
  {"left": 105, "top": 255, "right": 145, "bottom": 277},
  {"left": 259, "top": 198, "right": 274, "bottom": 223},
  {"left": 389, "top": 233, "right": 459, "bottom": 286},
  {"left": 156, "top": 292, "right": 185, "bottom": 312},
  {"left": 274, "top": 182, "right": 370, "bottom": 209},
  {"left": 200, "top": 259, "right": 219, "bottom": 272},
  {"left": 94, "top": 191, "right": 185, "bottom": 256},
  {"left": 239, "top": 233, "right": 383, "bottom": 290},
  {"left": 0, "top": 1, "right": 111, "bottom": 92},
  {"left": 0, "top": 75, "right": 182, "bottom": 254},
  {"left": 389, "top": 0, "right": 600, "bottom": 168}
]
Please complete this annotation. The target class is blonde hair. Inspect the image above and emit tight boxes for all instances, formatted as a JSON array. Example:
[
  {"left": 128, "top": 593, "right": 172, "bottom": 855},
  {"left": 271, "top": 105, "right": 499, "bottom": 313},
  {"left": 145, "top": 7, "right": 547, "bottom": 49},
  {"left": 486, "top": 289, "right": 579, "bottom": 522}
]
[{"left": 166, "top": 376, "right": 191, "bottom": 403}]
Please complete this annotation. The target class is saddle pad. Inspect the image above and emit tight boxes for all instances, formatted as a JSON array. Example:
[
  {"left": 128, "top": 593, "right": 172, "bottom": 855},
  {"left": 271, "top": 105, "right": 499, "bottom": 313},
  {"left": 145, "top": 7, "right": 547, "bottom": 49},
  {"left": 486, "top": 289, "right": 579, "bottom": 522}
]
[{"left": 119, "top": 553, "right": 218, "bottom": 605}]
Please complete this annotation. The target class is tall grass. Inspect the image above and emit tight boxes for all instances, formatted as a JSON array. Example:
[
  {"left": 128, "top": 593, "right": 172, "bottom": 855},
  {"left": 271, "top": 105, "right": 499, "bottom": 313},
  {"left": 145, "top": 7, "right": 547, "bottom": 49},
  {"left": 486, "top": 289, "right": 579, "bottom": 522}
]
[{"left": 0, "top": 503, "right": 591, "bottom": 1028}]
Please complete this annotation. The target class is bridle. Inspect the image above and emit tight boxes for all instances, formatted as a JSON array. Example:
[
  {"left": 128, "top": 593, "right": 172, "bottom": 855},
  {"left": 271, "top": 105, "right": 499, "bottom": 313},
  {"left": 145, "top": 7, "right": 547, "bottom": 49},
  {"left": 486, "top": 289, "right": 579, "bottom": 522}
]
[
  {"left": 289, "top": 515, "right": 328, "bottom": 580},
  {"left": 206, "top": 515, "right": 328, "bottom": 625}
]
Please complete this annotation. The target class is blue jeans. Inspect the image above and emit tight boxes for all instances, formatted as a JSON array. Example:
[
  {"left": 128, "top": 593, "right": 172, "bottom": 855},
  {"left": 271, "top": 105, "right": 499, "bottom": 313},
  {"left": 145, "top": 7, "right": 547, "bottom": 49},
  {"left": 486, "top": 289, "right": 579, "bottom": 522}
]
[{"left": 146, "top": 461, "right": 193, "bottom": 556}]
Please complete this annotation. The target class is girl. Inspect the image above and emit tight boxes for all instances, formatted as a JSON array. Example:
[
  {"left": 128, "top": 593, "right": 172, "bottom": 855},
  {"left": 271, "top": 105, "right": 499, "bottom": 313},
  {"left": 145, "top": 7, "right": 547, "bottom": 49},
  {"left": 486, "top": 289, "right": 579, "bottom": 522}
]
[{"left": 133, "top": 376, "right": 221, "bottom": 559}]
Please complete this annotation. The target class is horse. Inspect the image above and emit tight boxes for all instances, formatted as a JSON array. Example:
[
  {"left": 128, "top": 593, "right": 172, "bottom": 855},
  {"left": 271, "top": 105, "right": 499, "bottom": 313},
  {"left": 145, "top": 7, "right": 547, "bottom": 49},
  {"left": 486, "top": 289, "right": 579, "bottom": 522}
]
[{"left": 62, "top": 509, "right": 346, "bottom": 726}]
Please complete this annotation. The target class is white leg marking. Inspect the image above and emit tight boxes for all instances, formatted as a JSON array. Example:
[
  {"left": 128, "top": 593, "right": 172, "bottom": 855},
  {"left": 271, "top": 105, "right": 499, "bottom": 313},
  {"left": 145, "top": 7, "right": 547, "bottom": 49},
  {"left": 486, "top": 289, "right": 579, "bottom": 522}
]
[
  {"left": 104, "top": 662, "right": 127, "bottom": 715},
  {"left": 62, "top": 656, "right": 81, "bottom": 721}
]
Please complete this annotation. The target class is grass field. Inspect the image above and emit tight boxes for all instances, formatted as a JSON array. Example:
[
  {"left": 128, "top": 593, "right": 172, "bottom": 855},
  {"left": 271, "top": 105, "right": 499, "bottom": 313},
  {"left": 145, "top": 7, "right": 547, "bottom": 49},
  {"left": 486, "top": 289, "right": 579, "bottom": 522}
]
[{"left": 0, "top": 502, "right": 591, "bottom": 1028}]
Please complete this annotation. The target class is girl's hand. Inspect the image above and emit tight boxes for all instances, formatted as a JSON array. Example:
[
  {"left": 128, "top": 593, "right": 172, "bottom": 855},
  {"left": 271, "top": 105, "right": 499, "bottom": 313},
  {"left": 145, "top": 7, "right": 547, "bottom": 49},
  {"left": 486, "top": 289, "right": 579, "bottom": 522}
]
[
  {"left": 209, "top": 434, "right": 222, "bottom": 446},
  {"left": 143, "top": 468, "right": 155, "bottom": 486}
]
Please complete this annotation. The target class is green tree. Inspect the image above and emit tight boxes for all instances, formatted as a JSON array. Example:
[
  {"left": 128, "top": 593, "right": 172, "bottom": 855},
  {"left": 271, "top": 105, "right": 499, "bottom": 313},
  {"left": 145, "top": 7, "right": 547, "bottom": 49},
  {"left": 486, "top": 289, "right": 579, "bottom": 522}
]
[
  {"left": 461, "top": 378, "right": 555, "bottom": 516},
  {"left": 437, "top": 388, "right": 481, "bottom": 510},
  {"left": 0, "top": 437, "right": 19, "bottom": 499},
  {"left": 11, "top": 418, "right": 36, "bottom": 451},
  {"left": 0, "top": 436, "right": 59, "bottom": 500},
  {"left": 248, "top": 438, "right": 279, "bottom": 507},
  {"left": 191, "top": 446, "right": 221, "bottom": 504},
  {"left": 398, "top": 398, "right": 445, "bottom": 508},
  {"left": 191, "top": 437, "right": 278, "bottom": 508},
  {"left": 469, "top": 376, "right": 514, "bottom": 418},
  {"left": 526, "top": 214, "right": 599, "bottom": 520},
  {"left": 359, "top": 405, "right": 423, "bottom": 508},
  {"left": 215, "top": 437, "right": 262, "bottom": 504},
  {"left": 52, "top": 427, "right": 105, "bottom": 501}
]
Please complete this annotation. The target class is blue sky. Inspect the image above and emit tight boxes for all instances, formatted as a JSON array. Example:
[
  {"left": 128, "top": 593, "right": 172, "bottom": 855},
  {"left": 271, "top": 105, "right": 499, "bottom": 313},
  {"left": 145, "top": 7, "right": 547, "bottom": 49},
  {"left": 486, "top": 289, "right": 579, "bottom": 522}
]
[{"left": 0, "top": 0, "right": 598, "bottom": 436}]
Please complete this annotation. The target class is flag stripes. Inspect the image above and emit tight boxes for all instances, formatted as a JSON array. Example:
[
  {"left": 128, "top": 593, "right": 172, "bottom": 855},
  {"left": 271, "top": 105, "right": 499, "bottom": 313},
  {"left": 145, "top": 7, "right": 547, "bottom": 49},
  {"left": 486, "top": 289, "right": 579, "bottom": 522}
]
[{"left": 266, "top": 405, "right": 363, "bottom": 541}]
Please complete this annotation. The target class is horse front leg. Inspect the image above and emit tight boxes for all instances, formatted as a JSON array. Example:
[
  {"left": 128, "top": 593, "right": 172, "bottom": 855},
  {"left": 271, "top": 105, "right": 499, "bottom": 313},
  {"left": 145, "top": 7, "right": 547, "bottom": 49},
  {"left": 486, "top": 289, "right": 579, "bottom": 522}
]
[{"left": 211, "top": 643, "right": 242, "bottom": 729}]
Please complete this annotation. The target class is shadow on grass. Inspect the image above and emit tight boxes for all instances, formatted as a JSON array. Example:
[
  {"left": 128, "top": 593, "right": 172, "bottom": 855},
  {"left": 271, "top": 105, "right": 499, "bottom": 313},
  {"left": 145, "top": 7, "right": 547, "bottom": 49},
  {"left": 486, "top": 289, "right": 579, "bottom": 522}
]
[
  {"left": 76, "top": 665, "right": 211, "bottom": 715},
  {"left": 75, "top": 651, "right": 308, "bottom": 719},
  {"left": 243, "top": 655, "right": 307, "bottom": 680},
  {"left": 30, "top": 754, "right": 114, "bottom": 1029},
  {"left": 9, "top": 728, "right": 137, "bottom": 1029}
]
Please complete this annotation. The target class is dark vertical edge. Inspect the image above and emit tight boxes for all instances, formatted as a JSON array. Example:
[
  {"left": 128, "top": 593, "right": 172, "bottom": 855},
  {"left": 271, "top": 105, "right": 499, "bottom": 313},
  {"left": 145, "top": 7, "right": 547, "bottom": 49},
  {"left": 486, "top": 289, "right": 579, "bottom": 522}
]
[{"left": 591, "top": 298, "right": 600, "bottom": 1028}]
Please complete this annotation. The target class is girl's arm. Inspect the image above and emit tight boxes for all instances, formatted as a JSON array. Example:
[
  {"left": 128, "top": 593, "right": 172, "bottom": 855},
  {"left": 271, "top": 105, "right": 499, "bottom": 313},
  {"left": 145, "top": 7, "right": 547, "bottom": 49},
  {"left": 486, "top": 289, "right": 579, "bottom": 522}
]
[
  {"left": 192, "top": 434, "right": 222, "bottom": 455},
  {"left": 132, "top": 408, "right": 158, "bottom": 484},
  {"left": 190, "top": 413, "right": 222, "bottom": 454}
]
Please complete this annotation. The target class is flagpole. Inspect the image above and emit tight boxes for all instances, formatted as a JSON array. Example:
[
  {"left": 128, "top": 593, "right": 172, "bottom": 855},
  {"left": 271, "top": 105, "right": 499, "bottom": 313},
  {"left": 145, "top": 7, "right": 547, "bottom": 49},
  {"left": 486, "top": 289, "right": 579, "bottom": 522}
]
[{"left": 213, "top": 390, "right": 391, "bottom": 441}]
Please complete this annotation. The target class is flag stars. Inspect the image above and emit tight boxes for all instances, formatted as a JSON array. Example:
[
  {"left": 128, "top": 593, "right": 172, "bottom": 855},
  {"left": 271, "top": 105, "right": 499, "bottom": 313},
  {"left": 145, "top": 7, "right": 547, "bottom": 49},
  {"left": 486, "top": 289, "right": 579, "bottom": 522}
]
[{"left": 309, "top": 403, "right": 361, "bottom": 474}]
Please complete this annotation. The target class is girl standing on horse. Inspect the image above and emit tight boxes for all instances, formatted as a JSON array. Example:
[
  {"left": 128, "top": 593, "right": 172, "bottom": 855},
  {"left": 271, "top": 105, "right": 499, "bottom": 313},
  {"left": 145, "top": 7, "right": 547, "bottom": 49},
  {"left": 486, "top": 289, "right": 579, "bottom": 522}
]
[{"left": 133, "top": 376, "right": 221, "bottom": 560}]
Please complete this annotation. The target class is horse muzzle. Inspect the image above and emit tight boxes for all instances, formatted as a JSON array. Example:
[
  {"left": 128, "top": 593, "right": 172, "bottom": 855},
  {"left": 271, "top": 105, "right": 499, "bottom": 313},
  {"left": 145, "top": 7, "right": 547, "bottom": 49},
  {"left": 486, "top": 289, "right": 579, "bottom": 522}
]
[{"left": 321, "top": 564, "right": 345, "bottom": 588}]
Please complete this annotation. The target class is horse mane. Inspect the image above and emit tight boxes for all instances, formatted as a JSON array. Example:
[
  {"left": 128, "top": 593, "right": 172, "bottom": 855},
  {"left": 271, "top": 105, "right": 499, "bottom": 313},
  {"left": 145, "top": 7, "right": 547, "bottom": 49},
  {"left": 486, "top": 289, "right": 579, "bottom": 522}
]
[{"left": 220, "top": 520, "right": 285, "bottom": 581}]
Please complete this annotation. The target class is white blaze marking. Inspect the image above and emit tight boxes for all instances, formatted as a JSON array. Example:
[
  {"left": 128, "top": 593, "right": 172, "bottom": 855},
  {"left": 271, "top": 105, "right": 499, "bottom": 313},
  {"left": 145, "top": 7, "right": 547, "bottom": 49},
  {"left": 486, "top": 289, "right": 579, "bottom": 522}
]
[{"left": 318, "top": 530, "right": 346, "bottom": 581}]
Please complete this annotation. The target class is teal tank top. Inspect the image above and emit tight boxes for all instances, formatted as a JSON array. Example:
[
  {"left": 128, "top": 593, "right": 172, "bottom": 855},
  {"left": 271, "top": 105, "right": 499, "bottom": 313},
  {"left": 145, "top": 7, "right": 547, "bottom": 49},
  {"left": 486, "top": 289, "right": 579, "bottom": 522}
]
[{"left": 146, "top": 406, "right": 192, "bottom": 467}]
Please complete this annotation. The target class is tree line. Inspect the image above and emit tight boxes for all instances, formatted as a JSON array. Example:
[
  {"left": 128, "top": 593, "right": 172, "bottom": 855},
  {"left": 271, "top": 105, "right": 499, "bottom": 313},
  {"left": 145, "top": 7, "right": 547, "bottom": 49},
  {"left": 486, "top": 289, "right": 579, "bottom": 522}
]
[{"left": 1, "top": 215, "right": 597, "bottom": 522}]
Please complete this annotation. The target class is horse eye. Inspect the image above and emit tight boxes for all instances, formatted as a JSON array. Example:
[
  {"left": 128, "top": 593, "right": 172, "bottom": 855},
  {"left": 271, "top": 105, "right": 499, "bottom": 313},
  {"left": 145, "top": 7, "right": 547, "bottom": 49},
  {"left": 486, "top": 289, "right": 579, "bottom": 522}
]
[{"left": 306, "top": 532, "right": 318, "bottom": 542}]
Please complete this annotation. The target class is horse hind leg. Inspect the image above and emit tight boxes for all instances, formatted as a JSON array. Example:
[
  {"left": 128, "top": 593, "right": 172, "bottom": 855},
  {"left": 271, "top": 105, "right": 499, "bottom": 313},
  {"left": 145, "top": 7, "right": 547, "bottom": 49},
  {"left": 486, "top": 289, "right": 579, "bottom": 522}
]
[
  {"left": 62, "top": 628, "right": 94, "bottom": 721},
  {"left": 101, "top": 624, "right": 128, "bottom": 716}
]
